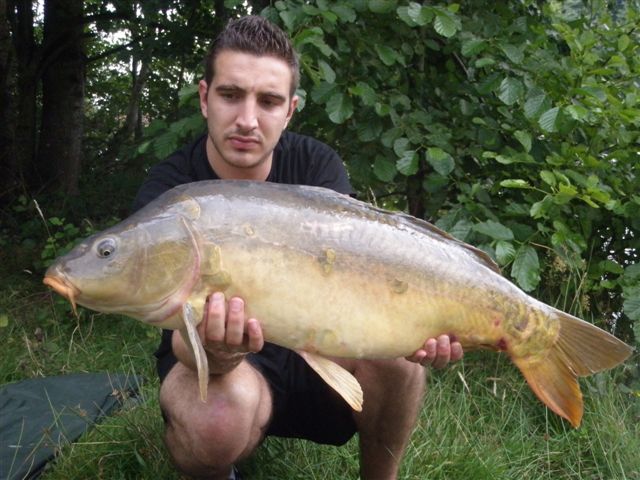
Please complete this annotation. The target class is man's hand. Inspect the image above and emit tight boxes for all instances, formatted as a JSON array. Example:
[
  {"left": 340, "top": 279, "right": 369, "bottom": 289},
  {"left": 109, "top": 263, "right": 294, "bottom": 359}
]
[
  {"left": 200, "top": 292, "right": 264, "bottom": 355},
  {"left": 405, "top": 335, "right": 463, "bottom": 369},
  {"left": 173, "top": 292, "right": 264, "bottom": 375}
]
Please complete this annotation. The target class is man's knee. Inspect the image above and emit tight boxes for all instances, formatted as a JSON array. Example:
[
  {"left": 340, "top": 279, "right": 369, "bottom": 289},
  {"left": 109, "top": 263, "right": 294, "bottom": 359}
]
[
  {"left": 162, "top": 403, "right": 243, "bottom": 477},
  {"left": 159, "top": 362, "right": 272, "bottom": 476},
  {"left": 355, "top": 358, "right": 425, "bottom": 391}
]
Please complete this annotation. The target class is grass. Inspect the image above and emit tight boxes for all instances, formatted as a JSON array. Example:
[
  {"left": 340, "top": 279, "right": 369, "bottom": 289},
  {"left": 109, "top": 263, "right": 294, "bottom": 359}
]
[{"left": 1, "top": 277, "right": 639, "bottom": 480}]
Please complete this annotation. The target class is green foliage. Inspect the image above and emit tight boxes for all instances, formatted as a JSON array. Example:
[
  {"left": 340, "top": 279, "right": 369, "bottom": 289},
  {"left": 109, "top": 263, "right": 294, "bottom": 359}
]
[
  {"left": 135, "top": 84, "right": 206, "bottom": 166},
  {"left": 40, "top": 217, "right": 83, "bottom": 266},
  {"left": 260, "top": 0, "right": 639, "bottom": 345}
]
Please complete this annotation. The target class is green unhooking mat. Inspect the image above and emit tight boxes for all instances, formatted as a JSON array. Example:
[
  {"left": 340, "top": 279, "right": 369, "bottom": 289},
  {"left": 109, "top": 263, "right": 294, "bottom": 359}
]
[{"left": 0, "top": 373, "right": 143, "bottom": 480}]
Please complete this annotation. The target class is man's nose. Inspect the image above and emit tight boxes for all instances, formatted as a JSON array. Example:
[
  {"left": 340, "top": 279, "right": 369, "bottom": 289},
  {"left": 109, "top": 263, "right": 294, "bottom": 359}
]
[{"left": 236, "top": 99, "right": 259, "bottom": 131}]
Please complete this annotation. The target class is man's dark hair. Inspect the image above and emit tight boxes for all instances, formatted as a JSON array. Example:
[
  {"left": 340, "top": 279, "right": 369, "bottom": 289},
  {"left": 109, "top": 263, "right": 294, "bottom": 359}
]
[{"left": 204, "top": 15, "right": 300, "bottom": 97}]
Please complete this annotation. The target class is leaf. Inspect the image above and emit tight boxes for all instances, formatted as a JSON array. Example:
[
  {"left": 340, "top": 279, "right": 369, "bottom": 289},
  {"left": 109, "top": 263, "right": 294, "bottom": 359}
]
[
  {"left": 524, "top": 89, "right": 548, "bottom": 119},
  {"left": 622, "top": 285, "right": 640, "bottom": 321},
  {"left": 381, "top": 127, "right": 402, "bottom": 148},
  {"left": 565, "top": 104, "right": 588, "bottom": 121},
  {"left": 538, "top": 107, "right": 560, "bottom": 132},
  {"left": 397, "top": 5, "right": 416, "bottom": 25},
  {"left": 576, "top": 86, "right": 606, "bottom": 103},
  {"left": 396, "top": 151, "right": 419, "bottom": 176},
  {"left": 153, "top": 131, "right": 180, "bottom": 159},
  {"left": 356, "top": 120, "right": 383, "bottom": 142},
  {"left": 137, "top": 140, "right": 151, "bottom": 155},
  {"left": 368, "top": 0, "right": 397, "bottom": 14},
  {"left": 374, "top": 102, "right": 391, "bottom": 117},
  {"left": 553, "top": 183, "right": 578, "bottom": 204},
  {"left": 373, "top": 156, "right": 397, "bottom": 182},
  {"left": 296, "top": 27, "right": 335, "bottom": 56},
  {"left": 511, "top": 245, "right": 540, "bottom": 292},
  {"left": 473, "top": 220, "right": 514, "bottom": 241},
  {"left": 450, "top": 219, "right": 473, "bottom": 241},
  {"left": 310, "top": 82, "right": 336, "bottom": 103},
  {"left": 493, "top": 155, "right": 516, "bottom": 165},
  {"left": 433, "top": 13, "right": 457, "bottom": 38},
  {"left": 500, "top": 179, "right": 531, "bottom": 189},
  {"left": 350, "top": 82, "right": 377, "bottom": 106},
  {"left": 461, "top": 38, "right": 487, "bottom": 57},
  {"left": 279, "top": 10, "right": 297, "bottom": 31},
  {"left": 475, "top": 57, "right": 495, "bottom": 68},
  {"left": 326, "top": 93, "right": 353, "bottom": 124},
  {"left": 618, "top": 34, "right": 630, "bottom": 52},
  {"left": 540, "top": 170, "right": 556, "bottom": 187},
  {"left": 624, "top": 263, "right": 640, "bottom": 283},
  {"left": 514, "top": 130, "right": 532, "bottom": 152},
  {"left": 500, "top": 44, "right": 524, "bottom": 64},
  {"left": 177, "top": 84, "right": 199, "bottom": 107},
  {"left": 498, "top": 77, "right": 524, "bottom": 106},
  {"left": 331, "top": 4, "right": 356, "bottom": 22},
  {"left": 318, "top": 60, "right": 336, "bottom": 83},
  {"left": 496, "top": 241, "right": 516, "bottom": 265},
  {"left": 0, "top": 314, "right": 8, "bottom": 328},
  {"left": 397, "top": 3, "right": 432, "bottom": 26},
  {"left": 375, "top": 44, "right": 401, "bottom": 66},
  {"left": 425, "top": 147, "right": 454, "bottom": 176},
  {"left": 598, "top": 259, "right": 624, "bottom": 275},
  {"left": 393, "top": 137, "right": 410, "bottom": 157}
]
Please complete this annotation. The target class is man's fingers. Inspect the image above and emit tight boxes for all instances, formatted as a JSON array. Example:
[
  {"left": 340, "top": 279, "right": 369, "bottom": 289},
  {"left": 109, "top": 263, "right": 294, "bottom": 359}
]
[
  {"left": 205, "top": 292, "right": 226, "bottom": 342},
  {"left": 450, "top": 341, "right": 463, "bottom": 362},
  {"left": 246, "top": 318, "right": 264, "bottom": 352},
  {"left": 423, "top": 337, "right": 437, "bottom": 363},
  {"left": 431, "top": 334, "right": 451, "bottom": 369},
  {"left": 406, "top": 335, "right": 464, "bottom": 367},
  {"left": 225, "top": 297, "right": 245, "bottom": 346}
]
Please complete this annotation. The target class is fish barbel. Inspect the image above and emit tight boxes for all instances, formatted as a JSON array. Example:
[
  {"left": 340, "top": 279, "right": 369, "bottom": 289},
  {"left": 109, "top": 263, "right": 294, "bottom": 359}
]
[{"left": 43, "top": 180, "right": 633, "bottom": 427}]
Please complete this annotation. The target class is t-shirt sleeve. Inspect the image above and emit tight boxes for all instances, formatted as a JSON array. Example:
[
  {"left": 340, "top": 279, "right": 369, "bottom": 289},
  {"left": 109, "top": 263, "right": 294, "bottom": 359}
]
[
  {"left": 308, "top": 152, "right": 354, "bottom": 196},
  {"left": 297, "top": 135, "right": 354, "bottom": 196}
]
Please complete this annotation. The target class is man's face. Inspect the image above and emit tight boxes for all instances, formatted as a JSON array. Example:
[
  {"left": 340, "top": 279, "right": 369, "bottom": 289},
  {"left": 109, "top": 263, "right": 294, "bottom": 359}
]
[{"left": 199, "top": 50, "right": 298, "bottom": 180}]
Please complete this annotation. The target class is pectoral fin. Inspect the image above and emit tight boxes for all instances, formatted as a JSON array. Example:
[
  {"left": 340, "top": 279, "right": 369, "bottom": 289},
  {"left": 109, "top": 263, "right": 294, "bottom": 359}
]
[
  {"left": 296, "top": 350, "right": 363, "bottom": 412},
  {"left": 180, "top": 302, "right": 209, "bottom": 402}
]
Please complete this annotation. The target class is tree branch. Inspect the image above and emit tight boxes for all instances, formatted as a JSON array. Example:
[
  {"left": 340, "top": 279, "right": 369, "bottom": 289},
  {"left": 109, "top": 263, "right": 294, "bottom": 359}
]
[{"left": 86, "top": 34, "right": 150, "bottom": 64}]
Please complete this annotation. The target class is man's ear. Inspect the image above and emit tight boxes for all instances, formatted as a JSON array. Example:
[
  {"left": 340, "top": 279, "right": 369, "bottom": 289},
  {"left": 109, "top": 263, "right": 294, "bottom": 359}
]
[
  {"left": 284, "top": 95, "right": 299, "bottom": 129},
  {"left": 198, "top": 79, "right": 210, "bottom": 119}
]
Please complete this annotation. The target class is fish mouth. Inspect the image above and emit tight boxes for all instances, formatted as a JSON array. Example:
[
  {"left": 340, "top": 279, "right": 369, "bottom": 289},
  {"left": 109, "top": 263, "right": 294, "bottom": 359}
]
[{"left": 43, "top": 274, "right": 80, "bottom": 315}]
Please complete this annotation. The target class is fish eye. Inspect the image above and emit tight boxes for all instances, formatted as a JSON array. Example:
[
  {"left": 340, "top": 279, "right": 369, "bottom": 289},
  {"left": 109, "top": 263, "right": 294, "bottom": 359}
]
[{"left": 96, "top": 238, "right": 117, "bottom": 258}]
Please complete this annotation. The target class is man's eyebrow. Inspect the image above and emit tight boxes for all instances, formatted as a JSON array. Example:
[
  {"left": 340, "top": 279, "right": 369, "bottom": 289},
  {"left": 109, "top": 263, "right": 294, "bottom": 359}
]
[
  {"left": 215, "top": 84, "right": 244, "bottom": 93},
  {"left": 215, "top": 84, "right": 287, "bottom": 102},
  {"left": 260, "top": 91, "right": 287, "bottom": 102}
]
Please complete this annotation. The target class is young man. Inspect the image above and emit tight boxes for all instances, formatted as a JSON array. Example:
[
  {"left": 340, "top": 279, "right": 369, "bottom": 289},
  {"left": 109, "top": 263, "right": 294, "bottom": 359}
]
[{"left": 133, "top": 16, "right": 463, "bottom": 480}]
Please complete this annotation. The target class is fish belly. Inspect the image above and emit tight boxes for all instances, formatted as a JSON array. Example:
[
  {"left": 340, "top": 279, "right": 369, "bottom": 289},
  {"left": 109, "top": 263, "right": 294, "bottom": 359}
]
[{"left": 211, "top": 241, "right": 495, "bottom": 359}]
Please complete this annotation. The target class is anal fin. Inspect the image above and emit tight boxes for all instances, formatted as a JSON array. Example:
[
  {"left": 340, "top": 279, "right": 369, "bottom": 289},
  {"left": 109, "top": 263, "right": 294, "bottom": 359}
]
[
  {"left": 296, "top": 350, "right": 363, "bottom": 412},
  {"left": 180, "top": 302, "right": 209, "bottom": 402}
]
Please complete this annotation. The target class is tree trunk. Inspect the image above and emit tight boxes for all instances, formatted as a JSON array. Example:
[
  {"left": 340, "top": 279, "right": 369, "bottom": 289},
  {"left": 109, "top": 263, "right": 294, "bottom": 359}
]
[
  {"left": 102, "top": 57, "right": 150, "bottom": 162},
  {"left": 407, "top": 170, "right": 426, "bottom": 219},
  {"left": 0, "top": 0, "right": 14, "bottom": 197},
  {"left": 36, "top": 0, "right": 85, "bottom": 195},
  {"left": 11, "top": 0, "right": 41, "bottom": 194}
]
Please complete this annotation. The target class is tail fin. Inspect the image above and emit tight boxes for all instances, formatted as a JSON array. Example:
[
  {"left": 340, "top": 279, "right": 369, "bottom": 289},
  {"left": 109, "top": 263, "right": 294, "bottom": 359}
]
[{"left": 512, "top": 309, "right": 633, "bottom": 427}]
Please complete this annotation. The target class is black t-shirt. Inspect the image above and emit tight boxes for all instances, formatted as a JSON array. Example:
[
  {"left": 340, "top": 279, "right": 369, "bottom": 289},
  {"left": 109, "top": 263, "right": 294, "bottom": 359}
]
[
  {"left": 132, "top": 130, "right": 353, "bottom": 378},
  {"left": 132, "top": 131, "right": 353, "bottom": 212}
]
